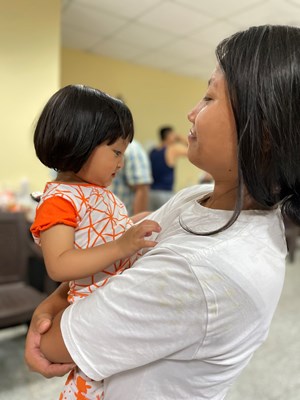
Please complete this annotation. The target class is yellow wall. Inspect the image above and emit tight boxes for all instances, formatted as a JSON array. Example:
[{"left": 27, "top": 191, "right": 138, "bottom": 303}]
[
  {"left": 0, "top": 0, "right": 60, "bottom": 192},
  {"left": 61, "top": 48, "right": 207, "bottom": 190},
  {"left": 0, "top": 1, "right": 207, "bottom": 194}
]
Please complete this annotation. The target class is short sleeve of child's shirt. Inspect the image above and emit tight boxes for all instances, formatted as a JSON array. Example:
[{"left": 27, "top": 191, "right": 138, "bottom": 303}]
[{"left": 30, "top": 197, "right": 77, "bottom": 243}]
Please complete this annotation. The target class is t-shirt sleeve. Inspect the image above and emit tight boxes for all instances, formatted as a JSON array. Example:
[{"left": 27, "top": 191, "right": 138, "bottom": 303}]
[
  {"left": 30, "top": 196, "right": 77, "bottom": 238},
  {"left": 61, "top": 246, "right": 207, "bottom": 381}
]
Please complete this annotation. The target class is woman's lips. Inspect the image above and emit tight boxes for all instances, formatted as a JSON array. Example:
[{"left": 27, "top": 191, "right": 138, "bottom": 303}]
[{"left": 188, "top": 129, "right": 196, "bottom": 139}]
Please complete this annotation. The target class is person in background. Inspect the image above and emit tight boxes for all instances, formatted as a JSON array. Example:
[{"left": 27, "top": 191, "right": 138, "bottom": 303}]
[
  {"left": 149, "top": 125, "right": 188, "bottom": 210},
  {"left": 110, "top": 139, "right": 152, "bottom": 216},
  {"left": 30, "top": 84, "right": 160, "bottom": 400},
  {"left": 25, "top": 25, "right": 300, "bottom": 400}
]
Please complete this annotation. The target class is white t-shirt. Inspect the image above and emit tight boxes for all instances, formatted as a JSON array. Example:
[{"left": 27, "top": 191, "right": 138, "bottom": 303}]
[{"left": 61, "top": 185, "right": 287, "bottom": 400}]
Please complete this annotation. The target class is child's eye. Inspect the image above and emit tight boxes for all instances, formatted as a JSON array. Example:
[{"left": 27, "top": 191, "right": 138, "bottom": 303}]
[{"left": 114, "top": 150, "right": 122, "bottom": 157}]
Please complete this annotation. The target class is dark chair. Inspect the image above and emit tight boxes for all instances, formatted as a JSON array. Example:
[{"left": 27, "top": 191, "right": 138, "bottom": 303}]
[{"left": 0, "top": 211, "right": 47, "bottom": 329}]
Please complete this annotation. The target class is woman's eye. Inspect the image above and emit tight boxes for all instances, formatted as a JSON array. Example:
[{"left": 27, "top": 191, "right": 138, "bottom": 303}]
[{"left": 203, "top": 96, "right": 212, "bottom": 102}]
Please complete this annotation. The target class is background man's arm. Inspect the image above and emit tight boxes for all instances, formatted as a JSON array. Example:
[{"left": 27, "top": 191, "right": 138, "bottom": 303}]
[{"left": 132, "top": 184, "right": 150, "bottom": 215}]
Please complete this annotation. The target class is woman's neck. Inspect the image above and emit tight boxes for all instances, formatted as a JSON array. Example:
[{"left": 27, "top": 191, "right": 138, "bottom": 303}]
[
  {"left": 200, "top": 183, "right": 265, "bottom": 211},
  {"left": 200, "top": 186, "right": 237, "bottom": 210}
]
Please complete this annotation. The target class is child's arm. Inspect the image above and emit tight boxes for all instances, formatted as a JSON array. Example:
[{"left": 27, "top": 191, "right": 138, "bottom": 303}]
[
  {"left": 41, "top": 219, "right": 161, "bottom": 282},
  {"left": 40, "top": 308, "right": 72, "bottom": 363}
]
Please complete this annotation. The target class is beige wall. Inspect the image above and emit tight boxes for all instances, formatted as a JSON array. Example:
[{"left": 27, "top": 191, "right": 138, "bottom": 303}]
[
  {"left": 0, "top": 0, "right": 60, "bottom": 192},
  {"left": 61, "top": 48, "right": 207, "bottom": 190},
  {"left": 0, "top": 1, "right": 207, "bottom": 194}
]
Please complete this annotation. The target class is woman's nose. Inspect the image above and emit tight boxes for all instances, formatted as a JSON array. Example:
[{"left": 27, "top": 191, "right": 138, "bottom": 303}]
[
  {"left": 187, "top": 104, "right": 198, "bottom": 123},
  {"left": 188, "top": 101, "right": 201, "bottom": 123}
]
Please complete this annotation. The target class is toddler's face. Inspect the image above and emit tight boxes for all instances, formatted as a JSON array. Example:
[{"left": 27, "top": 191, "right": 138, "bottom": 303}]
[{"left": 77, "top": 138, "right": 129, "bottom": 187}]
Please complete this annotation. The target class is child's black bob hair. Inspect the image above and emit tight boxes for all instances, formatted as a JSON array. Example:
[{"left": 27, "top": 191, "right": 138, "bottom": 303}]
[{"left": 34, "top": 84, "right": 134, "bottom": 173}]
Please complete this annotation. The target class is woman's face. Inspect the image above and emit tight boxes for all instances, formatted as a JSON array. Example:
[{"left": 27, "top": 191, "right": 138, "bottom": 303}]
[{"left": 187, "top": 66, "right": 238, "bottom": 184}]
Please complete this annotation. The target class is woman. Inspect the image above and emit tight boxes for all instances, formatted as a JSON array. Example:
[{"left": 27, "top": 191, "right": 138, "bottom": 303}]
[{"left": 25, "top": 25, "right": 300, "bottom": 399}]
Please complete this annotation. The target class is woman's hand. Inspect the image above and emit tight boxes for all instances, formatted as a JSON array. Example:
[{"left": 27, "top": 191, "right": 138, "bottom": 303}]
[
  {"left": 24, "top": 311, "right": 75, "bottom": 378},
  {"left": 24, "top": 282, "right": 75, "bottom": 378}
]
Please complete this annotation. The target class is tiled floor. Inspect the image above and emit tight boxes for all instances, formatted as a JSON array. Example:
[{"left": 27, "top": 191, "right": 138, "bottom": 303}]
[
  {"left": 1, "top": 251, "right": 300, "bottom": 400},
  {"left": 0, "top": 324, "right": 64, "bottom": 400}
]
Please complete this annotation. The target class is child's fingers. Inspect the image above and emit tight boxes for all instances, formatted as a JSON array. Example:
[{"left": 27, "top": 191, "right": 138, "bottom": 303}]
[
  {"left": 137, "top": 220, "right": 161, "bottom": 234},
  {"left": 142, "top": 240, "right": 159, "bottom": 248}
]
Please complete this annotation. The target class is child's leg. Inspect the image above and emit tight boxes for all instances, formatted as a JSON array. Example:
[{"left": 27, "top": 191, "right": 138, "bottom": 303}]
[{"left": 59, "top": 367, "right": 104, "bottom": 400}]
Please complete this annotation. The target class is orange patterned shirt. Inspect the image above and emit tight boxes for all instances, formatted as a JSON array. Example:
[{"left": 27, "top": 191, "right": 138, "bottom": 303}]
[{"left": 31, "top": 182, "right": 138, "bottom": 303}]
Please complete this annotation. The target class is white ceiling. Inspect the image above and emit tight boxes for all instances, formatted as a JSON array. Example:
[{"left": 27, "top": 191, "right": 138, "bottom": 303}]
[{"left": 61, "top": 0, "right": 300, "bottom": 80}]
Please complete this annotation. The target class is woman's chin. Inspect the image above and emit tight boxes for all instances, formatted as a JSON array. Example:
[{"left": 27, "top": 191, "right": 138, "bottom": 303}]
[{"left": 187, "top": 153, "right": 201, "bottom": 169}]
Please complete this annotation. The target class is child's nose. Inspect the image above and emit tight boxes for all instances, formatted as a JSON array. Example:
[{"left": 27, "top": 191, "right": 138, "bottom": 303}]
[{"left": 118, "top": 157, "right": 125, "bottom": 169}]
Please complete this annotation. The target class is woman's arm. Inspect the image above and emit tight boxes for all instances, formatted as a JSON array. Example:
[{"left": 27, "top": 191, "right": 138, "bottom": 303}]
[
  {"left": 41, "top": 219, "right": 161, "bottom": 282},
  {"left": 24, "top": 282, "right": 76, "bottom": 377},
  {"left": 55, "top": 248, "right": 206, "bottom": 381}
]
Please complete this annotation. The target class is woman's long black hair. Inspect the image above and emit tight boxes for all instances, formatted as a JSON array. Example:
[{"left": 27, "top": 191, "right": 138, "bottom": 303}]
[{"left": 182, "top": 24, "right": 300, "bottom": 235}]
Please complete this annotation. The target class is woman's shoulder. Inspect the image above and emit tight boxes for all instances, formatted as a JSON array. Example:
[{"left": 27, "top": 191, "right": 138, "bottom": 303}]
[
  {"left": 171, "top": 184, "right": 213, "bottom": 205},
  {"left": 147, "top": 184, "right": 213, "bottom": 225}
]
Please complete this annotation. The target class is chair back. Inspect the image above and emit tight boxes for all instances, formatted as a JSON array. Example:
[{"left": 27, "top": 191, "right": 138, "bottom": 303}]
[{"left": 0, "top": 212, "right": 30, "bottom": 284}]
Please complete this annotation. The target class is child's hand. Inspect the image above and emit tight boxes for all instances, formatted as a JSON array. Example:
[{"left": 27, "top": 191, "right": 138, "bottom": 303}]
[
  {"left": 130, "top": 211, "right": 152, "bottom": 224},
  {"left": 116, "top": 219, "right": 161, "bottom": 258}
]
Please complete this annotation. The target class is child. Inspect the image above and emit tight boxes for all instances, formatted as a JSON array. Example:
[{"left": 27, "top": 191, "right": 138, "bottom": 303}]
[
  {"left": 26, "top": 25, "right": 300, "bottom": 399},
  {"left": 30, "top": 85, "right": 161, "bottom": 400}
]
